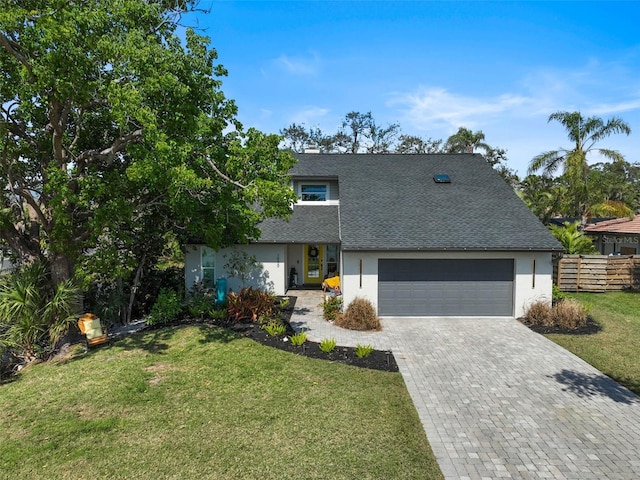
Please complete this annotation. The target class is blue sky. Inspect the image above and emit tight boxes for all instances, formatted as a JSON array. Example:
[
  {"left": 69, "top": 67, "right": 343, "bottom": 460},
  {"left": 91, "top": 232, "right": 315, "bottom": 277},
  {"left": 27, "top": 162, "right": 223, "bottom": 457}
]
[{"left": 190, "top": 1, "right": 640, "bottom": 175}]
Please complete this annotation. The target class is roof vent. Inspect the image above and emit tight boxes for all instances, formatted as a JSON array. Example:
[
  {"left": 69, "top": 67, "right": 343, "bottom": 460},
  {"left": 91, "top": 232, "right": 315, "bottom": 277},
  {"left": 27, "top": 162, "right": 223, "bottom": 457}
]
[{"left": 433, "top": 174, "right": 451, "bottom": 183}]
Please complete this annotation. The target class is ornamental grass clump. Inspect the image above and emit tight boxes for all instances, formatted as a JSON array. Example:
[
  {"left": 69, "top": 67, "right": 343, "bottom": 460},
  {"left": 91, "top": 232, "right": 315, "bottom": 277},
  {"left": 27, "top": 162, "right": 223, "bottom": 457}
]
[
  {"left": 335, "top": 297, "right": 381, "bottom": 331},
  {"left": 524, "top": 298, "right": 587, "bottom": 330},
  {"left": 551, "top": 299, "right": 588, "bottom": 330},
  {"left": 524, "top": 300, "right": 553, "bottom": 326}
]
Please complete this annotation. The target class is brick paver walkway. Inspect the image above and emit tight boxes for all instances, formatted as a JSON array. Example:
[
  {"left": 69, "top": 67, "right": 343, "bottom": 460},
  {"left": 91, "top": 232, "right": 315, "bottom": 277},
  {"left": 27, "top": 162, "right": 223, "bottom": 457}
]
[{"left": 288, "top": 290, "right": 640, "bottom": 479}]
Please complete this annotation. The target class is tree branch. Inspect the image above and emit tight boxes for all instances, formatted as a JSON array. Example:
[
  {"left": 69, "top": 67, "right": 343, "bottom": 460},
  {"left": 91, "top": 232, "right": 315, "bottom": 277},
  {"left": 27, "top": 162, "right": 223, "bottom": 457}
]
[
  {"left": 75, "top": 129, "right": 143, "bottom": 164},
  {"left": 205, "top": 157, "right": 248, "bottom": 189},
  {"left": 0, "top": 33, "right": 35, "bottom": 82}
]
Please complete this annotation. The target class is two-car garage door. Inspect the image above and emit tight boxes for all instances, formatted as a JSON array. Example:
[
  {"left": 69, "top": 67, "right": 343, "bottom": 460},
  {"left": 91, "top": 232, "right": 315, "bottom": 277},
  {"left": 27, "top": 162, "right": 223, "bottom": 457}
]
[{"left": 378, "top": 259, "right": 514, "bottom": 316}]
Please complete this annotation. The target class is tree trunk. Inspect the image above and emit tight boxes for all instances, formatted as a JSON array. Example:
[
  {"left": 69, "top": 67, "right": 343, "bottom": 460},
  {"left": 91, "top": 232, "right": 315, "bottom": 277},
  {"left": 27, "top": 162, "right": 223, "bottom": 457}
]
[{"left": 50, "top": 253, "right": 73, "bottom": 287}]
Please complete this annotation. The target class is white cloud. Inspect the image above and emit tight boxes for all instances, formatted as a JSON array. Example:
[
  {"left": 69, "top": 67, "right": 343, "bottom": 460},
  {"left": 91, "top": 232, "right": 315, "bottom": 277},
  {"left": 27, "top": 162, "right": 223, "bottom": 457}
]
[
  {"left": 389, "top": 87, "right": 533, "bottom": 132},
  {"left": 274, "top": 52, "right": 320, "bottom": 75},
  {"left": 290, "top": 106, "right": 331, "bottom": 126}
]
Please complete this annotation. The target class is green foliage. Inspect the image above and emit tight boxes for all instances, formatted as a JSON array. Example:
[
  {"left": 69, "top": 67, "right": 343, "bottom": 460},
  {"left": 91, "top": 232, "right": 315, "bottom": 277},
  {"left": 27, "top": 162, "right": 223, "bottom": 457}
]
[
  {"left": 549, "top": 222, "right": 596, "bottom": 254},
  {"left": 319, "top": 338, "right": 337, "bottom": 353},
  {"left": 335, "top": 297, "right": 381, "bottom": 331},
  {"left": 226, "top": 287, "right": 274, "bottom": 322},
  {"left": 552, "top": 285, "right": 568, "bottom": 304},
  {"left": 262, "top": 321, "right": 287, "bottom": 337},
  {"left": 0, "top": 1, "right": 297, "bottom": 301},
  {"left": 322, "top": 296, "right": 343, "bottom": 321},
  {"left": 289, "top": 330, "right": 307, "bottom": 346},
  {"left": 186, "top": 284, "right": 217, "bottom": 319},
  {"left": 529, "top": 111, "right": 632, "bottom": 223},
  {"left": 146, "top": 289, "right": 183, "bottom": 326},
  {"left": 0, "top": 263, "right": 81, "bottom": 362},
  {"left": 355, "top": 344, "right": 374, "bottom": 358},
  {"left": 278, "top": 297, "right": 290, "bottom": 309}
]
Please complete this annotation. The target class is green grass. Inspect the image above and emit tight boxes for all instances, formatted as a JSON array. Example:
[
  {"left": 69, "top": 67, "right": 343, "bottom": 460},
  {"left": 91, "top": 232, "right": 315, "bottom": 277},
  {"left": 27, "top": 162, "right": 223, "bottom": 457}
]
[
  {"left": 545, "top": 291, "right": 640, "bottom": 395},
  {"left": 0, "top": 325, "right": 442, "bottom": 480}
]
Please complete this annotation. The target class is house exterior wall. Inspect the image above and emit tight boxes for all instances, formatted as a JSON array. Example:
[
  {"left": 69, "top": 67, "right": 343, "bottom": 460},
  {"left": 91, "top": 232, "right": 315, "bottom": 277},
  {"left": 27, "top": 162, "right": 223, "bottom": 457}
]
[
  {"left": 185, "top": 244, "right": 287, "bottom": 295},
  {"left": 592, "top": 234, "right": 639, "bottom": 255},
  {"left": 341, "top": 250, "right": 553, "bottom": 318}
]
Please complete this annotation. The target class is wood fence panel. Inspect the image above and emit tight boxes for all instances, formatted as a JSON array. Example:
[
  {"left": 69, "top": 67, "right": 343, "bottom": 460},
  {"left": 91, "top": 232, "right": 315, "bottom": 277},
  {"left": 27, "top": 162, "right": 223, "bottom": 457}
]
[{"left": 555, "top": 255, "right": 640, "bottom": 292}]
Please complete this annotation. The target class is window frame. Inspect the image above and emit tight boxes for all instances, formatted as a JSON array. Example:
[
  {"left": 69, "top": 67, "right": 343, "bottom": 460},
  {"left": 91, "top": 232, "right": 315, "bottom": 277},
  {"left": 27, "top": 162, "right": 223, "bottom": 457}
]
[{"left": 299, "top": 183, "right": 329, "bottom": 202}]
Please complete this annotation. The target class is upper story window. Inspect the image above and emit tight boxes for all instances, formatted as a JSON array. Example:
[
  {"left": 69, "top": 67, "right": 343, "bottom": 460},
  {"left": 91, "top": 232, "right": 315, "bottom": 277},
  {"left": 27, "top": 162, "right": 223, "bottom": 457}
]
[{"left": 300, "top": 184, "right": 327, "bottom": 202}]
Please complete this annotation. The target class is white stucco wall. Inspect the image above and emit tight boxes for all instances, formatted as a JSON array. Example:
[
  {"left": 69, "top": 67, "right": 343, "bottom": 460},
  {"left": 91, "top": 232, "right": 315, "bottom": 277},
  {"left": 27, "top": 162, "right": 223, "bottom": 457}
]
[
  {"left": 341, "top": 250, "right": 554, "bottom": 318},
  {"left": 185, "top": 244, "right": 288, "bottom": 295}
]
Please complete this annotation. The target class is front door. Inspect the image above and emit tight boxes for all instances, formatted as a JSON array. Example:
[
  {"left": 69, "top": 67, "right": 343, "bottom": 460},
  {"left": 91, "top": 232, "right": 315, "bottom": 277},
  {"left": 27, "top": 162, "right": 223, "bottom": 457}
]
[{"left": 304, "top": 244, "right": 323, "bottom": 284}]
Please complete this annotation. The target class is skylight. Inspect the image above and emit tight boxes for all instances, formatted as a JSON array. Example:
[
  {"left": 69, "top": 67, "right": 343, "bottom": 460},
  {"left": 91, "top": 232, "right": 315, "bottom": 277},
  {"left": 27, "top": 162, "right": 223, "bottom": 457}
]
[{"left": 433, "top": 174, "right": 451, "bottom": 183}]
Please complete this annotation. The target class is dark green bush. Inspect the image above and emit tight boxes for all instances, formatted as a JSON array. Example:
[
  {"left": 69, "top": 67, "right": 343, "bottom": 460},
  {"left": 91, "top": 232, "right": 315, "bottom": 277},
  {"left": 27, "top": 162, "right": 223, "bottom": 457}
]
[
  {"left": 146, "top": 289, "right": 183, "bottom": 326},
  {"left": 322, "top": 296, "right": 342, "bottom": 321}
]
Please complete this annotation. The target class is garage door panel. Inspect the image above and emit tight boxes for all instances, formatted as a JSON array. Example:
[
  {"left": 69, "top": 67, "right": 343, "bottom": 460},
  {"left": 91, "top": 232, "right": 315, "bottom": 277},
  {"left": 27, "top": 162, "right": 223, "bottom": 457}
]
[{"left": 378, "top": 259, "right": 514, "bottom": 316}]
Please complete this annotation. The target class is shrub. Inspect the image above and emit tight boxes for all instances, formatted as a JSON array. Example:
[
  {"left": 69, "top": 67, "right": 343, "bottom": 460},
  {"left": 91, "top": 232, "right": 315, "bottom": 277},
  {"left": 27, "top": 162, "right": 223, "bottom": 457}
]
[
  {"left": 322, "top": 296, "right": 342, "bottom": 321},
  {"left": 227, "top": 287, "right": 274, "bottom": 322},
  {"left": 186, "top": 284, "right": 217, "bottom": 319},
  {"left": 524, "top": 298, "right": 588, "bottom": 330},
  {"left": 355, "top": 344, "right": 374, "bottom": 358},
  {"left": 289, "top": 330, "right": 307, "bottom": 346},
  {"left": 260, "top": 315, "right": 287, "bottom": 336},
  {"left": 524, "top": 300, "right": 553, "bottom": 326},
  {"left": 146, "top": 289, "right": 183, "bottom": 326},
  {"left": 552, "top": 284, "right": 567, "bottom": 304},
  {"left": 334, "top": 297, "right": 381, "bottom": 331},
  {"left": 319, "top": 338, "right": 337, "bottom": 353},
  {"left": 551, "top": 299, "right": 588, "bottom": 329},
  {"left": 263, "top": 322, "right": 287, "bottom": 337},
  {"left": 0, "top": 262, "right": 81, "bottom": 363}
]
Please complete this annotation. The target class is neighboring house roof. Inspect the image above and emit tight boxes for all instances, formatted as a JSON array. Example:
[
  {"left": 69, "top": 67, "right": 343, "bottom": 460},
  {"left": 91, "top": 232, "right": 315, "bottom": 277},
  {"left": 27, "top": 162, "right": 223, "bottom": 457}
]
[
  {"left": 585, "top": 216, "right": 640, "bottom": 235},
  {"left": 256, "top": 153, "right": 562, "bottom": 252}
]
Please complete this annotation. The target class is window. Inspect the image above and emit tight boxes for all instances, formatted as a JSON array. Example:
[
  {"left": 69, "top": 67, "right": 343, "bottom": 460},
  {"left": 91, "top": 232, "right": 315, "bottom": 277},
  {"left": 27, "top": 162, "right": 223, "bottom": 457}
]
[
  {"left": 300, "top": 184, "right": 327, "bottom": 202},
  {"left": 201, "top": 247, "right": 216, "bottom": 288}
]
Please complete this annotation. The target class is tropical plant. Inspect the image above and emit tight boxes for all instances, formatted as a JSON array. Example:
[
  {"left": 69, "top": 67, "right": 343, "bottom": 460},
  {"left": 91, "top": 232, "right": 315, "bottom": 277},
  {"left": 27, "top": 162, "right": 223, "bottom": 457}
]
[
  {"left": 226, "top": 287, "right": 274, "bottom": 322},
  {"left": 355, "top": 344, "right": 374, "bottom": 358},
  {"left": 549, "top": 222, "right": 597, "bottom": 254},
  {"left": 528, "top": 111, "right": 631, "bottom": 225},
  {"left": 319, "top": 338, "right": 337, "bottom": 353},
  {"left": 0, "top": 263, "right": 81, "bottom": 362},
  {"left": 289, "top": 330, "right": 307, "bottom": 346},
  {"left": 445, "top": 127, "right": 490, "bottom": 154}
]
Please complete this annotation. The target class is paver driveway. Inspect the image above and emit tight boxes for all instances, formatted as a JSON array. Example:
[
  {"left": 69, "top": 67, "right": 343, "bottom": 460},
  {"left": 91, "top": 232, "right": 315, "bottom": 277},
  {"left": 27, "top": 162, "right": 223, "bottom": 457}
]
[{"left": 290, "top": 291, "right": 640, "bottom": 479}]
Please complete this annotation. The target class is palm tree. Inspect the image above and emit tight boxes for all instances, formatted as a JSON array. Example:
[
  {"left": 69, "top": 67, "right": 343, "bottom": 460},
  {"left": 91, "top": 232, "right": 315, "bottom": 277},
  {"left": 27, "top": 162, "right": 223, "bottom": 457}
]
[
  {"left": 528, "top": 111, "right": 631, "bottom": 224},
  {"left": 445, "top": 127, "right": 490, "bottom": 154}
]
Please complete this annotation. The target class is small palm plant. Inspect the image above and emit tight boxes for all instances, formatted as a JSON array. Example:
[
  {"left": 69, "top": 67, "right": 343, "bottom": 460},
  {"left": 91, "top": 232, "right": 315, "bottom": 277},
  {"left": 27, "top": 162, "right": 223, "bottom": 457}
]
[
  {"left": 549, "top": 221, "right": 596, "bottom": 254},
  {"left": 0, "top": 263, "right": 81, "bottom": 362}
]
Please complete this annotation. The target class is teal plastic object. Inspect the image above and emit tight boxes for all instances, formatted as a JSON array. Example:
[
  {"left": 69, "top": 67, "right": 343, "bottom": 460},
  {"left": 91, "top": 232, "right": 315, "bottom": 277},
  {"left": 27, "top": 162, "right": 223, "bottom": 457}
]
[{"left": 216, "top": 277, "right": 227, "bottom": 304}]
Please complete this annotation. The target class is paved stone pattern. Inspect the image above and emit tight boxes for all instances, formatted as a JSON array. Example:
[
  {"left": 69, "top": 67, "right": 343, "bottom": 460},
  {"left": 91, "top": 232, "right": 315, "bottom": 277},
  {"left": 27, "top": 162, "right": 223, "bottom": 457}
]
[{"left": 289, "top": 291, "right": 640, "bottom": 479}]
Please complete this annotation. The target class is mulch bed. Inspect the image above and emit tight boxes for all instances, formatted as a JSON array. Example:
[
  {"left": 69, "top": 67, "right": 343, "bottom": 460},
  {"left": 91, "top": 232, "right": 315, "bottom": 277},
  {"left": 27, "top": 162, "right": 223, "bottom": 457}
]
[
  {"left": 518, "top": 315, "right": 602, "bottom": 335},
  {"left": 143, "top": 296, "right": 399, "bottom": 372},
  {"left": 226, "top": 296, "right": 398, "bottom": 372}
]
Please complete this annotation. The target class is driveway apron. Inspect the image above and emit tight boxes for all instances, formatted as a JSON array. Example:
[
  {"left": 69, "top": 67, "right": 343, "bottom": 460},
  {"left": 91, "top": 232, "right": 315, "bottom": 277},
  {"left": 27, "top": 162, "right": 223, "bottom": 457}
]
[{"left": 289, "top": 291, "right": 640, "bottom": 479}]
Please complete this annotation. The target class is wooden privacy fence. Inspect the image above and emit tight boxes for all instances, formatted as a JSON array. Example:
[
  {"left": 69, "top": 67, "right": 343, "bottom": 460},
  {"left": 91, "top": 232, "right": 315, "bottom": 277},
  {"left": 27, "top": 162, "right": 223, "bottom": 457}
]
[{"left": 555, "top": 254, "right": 640, "bottom": 292}]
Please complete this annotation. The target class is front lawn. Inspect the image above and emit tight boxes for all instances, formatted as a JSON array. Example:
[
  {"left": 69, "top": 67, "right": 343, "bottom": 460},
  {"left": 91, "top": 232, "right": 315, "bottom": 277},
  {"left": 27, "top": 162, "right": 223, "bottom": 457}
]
[
  {"left": 0, "top": 325, "right": 442, "bottom": 480},
  {"left": 544, "top": 291, "right": 640, "bottom": 395}
]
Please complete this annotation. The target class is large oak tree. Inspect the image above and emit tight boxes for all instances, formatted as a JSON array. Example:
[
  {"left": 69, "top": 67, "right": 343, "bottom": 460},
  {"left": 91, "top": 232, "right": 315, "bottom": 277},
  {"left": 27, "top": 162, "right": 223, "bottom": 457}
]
[{"left": 0, "top": 1, "right": 296, "bottom": 290}]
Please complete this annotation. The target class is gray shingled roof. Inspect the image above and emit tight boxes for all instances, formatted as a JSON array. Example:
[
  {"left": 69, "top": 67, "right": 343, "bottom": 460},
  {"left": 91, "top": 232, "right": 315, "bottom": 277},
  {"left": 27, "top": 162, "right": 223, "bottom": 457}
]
[
  {"left": 256, "top": 153, "right": 562, "bottom": 251},
  {"left": 257, "top": 205, "right": 340, "bottom": 244}
]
